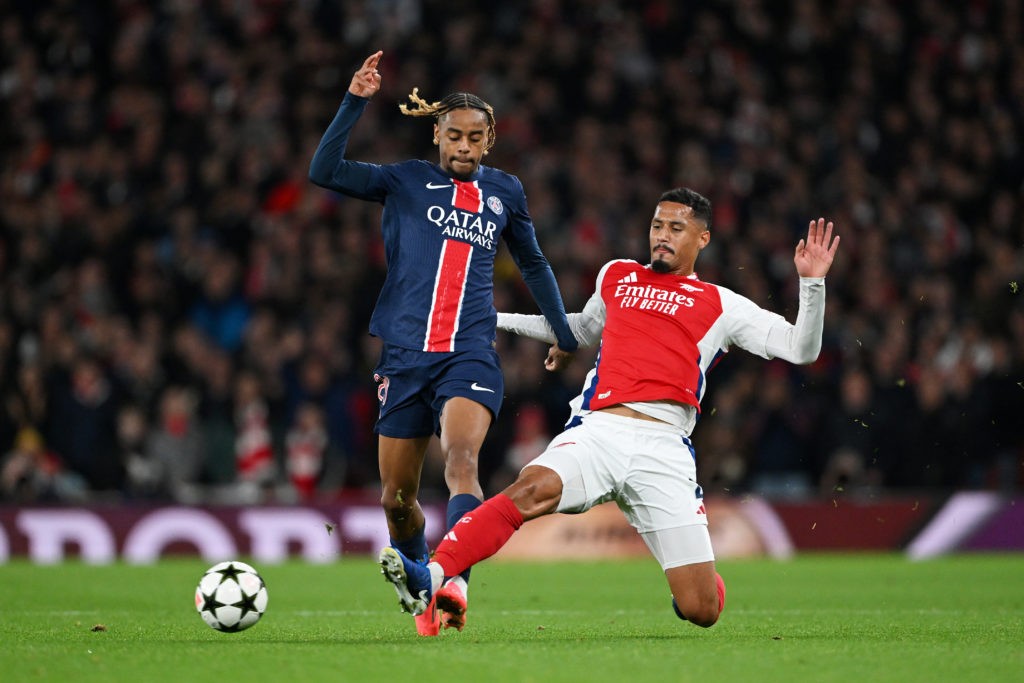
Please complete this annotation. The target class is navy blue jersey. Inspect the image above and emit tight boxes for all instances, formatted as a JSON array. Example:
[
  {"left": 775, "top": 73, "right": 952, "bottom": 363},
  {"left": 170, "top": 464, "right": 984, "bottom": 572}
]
[{"left": 309, "top": 93, "right": 577, "bottom": 353}]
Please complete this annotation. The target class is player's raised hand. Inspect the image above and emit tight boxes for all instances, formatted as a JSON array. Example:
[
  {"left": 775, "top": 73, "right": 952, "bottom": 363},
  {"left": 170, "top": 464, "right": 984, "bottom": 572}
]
[
  {"left": 348, "top": 51, "right": 383, "bottom": 98},
  {"left": 544, "top": 344, "right": 575, "bottom": 372},
  {"left": 794, "top": 217, "right": 840, "bottom": 278}
]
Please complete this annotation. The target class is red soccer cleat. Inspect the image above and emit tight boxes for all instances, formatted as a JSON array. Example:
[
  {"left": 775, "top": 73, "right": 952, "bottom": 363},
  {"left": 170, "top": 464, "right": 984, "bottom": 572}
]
[
  {"left": 435, "top": 578, "right": 468, "bottom": 631},
  {"left": 414, "top": 595, "right": 441, "bottom": 636}
]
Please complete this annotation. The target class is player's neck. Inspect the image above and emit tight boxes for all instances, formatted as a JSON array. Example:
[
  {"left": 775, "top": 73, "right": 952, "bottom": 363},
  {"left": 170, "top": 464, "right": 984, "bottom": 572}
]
[{"left": 650, "top": 265, "right": 696, "bottom": 278}]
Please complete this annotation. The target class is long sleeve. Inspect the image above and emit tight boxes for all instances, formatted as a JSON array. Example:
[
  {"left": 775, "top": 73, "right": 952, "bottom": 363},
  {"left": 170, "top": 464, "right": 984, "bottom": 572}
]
[
  {"left": 308, "top": 92, "right": 383, "bottom": 200},
  {"left": 502, "top": 185, "right": 579, "bottom": 352},
  {"left": 763, "top": 277, "right": 826, "bottom": 363},
  {"left": 497, "top": 289, "right": 606, "bottom": 347},
  {"left": 509, "top": 248, "right": 578, "bottom": 351}
]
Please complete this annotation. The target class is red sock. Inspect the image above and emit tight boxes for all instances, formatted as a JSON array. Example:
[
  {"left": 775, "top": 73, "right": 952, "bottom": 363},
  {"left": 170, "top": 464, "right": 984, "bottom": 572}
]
[
  {"left": 715, "top": 572, "right": 726, "bottom": 614},
  {"left": 432, "top": 493, "right": 523, "bottom": 577}
]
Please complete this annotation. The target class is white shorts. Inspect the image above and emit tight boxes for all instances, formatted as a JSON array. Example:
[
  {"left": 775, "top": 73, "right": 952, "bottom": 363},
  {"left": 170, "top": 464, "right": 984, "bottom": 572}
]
[{"left": 526, "top": 411, "right": 714, "bottom": 569}]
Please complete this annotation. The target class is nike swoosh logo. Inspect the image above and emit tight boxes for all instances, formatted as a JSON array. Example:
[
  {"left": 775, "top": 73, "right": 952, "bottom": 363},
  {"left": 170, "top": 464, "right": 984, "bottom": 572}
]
[
  {"left": 426, "top": 182, "right": 452, "bottom": 189},
  {"left": 598, "top": 391, "right": 612, "bottom": 399},
  {"left": 470, "top": 382, "right": 495, "bottom": 393}
]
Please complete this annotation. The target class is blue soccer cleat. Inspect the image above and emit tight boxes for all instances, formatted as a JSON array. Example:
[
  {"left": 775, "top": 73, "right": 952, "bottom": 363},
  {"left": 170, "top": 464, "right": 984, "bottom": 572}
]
[{"left": 378, "top": 546, "right": 433, "bottom": 616}]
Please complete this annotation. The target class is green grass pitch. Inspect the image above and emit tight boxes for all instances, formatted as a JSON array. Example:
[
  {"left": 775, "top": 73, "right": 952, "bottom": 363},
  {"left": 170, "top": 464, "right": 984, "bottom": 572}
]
[{"left": 1, "top": 554, "right": 1021, "bottom": 682}]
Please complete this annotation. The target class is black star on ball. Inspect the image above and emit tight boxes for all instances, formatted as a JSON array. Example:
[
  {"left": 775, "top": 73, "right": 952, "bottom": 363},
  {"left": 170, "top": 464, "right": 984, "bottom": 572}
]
[
  {"left": 232, "top": 590, "right": 260, "bottom": 621},
  {"left": 200, "top": 591, "right": 225, "bottom": 614},
  {"left": 214, "top": 563, "right": 244, "bottom": 584}
]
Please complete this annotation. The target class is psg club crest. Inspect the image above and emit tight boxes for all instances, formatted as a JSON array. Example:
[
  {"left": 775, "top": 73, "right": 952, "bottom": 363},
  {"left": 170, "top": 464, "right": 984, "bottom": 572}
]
[{"left": 486, "top": 196, "right": 503, "bottom": 215}]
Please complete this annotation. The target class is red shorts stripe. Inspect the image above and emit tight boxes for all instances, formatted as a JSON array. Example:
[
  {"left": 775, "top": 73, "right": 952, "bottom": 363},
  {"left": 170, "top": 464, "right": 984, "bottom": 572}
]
[{"left": 425, "top": 239, "right": 473, "bottom": 351}]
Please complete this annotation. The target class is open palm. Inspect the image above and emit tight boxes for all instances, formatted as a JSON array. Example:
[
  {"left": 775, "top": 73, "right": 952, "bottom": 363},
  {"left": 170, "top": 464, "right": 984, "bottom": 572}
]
[{"left": 794, "top": 218, "right": 839, "bottom": 278}]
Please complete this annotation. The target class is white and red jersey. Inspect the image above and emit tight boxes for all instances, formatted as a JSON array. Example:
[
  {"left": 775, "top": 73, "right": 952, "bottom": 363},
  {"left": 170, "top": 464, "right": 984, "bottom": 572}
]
[
  {"left": 577, "top": 258, "right": 793, "bottom": 411},
  {"left": 498, "top": 259, "right": 826, "bottom": 433}
]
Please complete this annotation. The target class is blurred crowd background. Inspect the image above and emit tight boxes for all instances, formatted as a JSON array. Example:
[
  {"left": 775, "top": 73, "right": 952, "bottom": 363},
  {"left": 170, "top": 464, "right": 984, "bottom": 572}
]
[{"left": 1, "top": 0, "right": 1022, "bottom": 506}]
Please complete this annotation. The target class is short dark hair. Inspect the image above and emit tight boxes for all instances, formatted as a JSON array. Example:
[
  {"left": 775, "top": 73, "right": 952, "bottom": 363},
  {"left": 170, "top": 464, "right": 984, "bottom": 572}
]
[{"left": 658, "top": 188, "right": 712, "bottom": 229}]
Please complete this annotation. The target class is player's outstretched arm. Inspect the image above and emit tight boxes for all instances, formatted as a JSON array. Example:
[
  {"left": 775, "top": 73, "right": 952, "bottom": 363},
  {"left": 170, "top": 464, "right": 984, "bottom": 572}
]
[
  {"left": 794, "top": 218, "right": 840, "bottom": 278},
  {"left": 309, "top": 51, "right": 386, "bottom": 197},
  {"left": 348, "top": 51, "right": 382, "bottom": 98},
  {"left": 760, "top": 217, "right": 838, "bottom": 364}
]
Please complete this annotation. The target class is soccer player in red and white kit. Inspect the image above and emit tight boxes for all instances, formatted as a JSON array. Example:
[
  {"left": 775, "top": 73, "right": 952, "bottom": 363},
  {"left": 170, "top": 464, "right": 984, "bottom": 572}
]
[
  {"left": 380, "top": 187, "right": 839, "bottom": 629},
  {"left": 309, "top": 52, "right": 577, "bottom": 636}
]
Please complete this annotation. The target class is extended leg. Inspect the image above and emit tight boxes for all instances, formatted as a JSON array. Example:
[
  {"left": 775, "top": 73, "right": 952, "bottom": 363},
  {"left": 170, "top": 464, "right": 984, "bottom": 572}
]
[
  {"left": 432, "top": 465, "right": 563, "bottom": 577},
  {"left": 377, "top": 434, "right": 439, "bottom": 635}
]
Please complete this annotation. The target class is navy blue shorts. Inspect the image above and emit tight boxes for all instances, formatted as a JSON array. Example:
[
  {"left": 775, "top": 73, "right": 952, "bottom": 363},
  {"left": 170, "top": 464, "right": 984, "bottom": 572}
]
[{"left": 372, "top": 344, "right": 505, "bottom": 438}]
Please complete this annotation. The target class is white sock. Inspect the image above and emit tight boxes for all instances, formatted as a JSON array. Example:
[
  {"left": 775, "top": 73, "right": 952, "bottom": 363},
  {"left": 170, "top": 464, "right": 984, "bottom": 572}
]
[{"left": 428, "top": 562, "right": 444, "bottom": 594}]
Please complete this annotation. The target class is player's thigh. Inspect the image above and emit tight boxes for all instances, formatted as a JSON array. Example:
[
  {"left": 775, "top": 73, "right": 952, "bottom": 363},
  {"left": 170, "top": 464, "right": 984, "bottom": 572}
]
[
  {"left": 438, "top": 396, "right": 492, "bottom": 456},
  {"left": 526, "top": 416, "right": 626, "bottom": 514},
  {"left": 640, "top": 523, "right": 715, "bottom": 570},
  {"left": 620, "top": 424, "right": 704, "bottom": 532}
]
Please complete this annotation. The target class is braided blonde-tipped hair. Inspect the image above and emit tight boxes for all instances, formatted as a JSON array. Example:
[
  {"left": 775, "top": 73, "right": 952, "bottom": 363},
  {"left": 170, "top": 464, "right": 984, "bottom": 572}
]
[{"left": 399, "top": 88, "right": 497, "bottom": 152}]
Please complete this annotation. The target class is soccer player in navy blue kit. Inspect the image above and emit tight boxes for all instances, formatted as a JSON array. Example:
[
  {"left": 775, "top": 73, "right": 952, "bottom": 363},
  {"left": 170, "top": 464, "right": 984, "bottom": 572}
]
[{"left": 309, "top": 51, "right": 577, "bottom": 635}]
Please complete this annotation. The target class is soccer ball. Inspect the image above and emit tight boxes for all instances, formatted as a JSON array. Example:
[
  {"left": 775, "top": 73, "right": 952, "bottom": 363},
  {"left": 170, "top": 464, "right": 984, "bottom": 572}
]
[{"left": 194, "top": 560, "right": 268, "bottom": 632}]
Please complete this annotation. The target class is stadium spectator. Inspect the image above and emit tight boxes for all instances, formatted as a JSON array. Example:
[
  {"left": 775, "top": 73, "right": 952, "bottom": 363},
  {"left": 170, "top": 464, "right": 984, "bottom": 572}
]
[
  {"left": 118, "top": 402, "right": 158, "bottom": 499},
  {"left": 144, "top": 385, "right": 205, "bottom": 503},
  {"left": 817, "top": 367, "right": 882, "bottom": 496},
  {"left": 745, "top": 363, "right": 817, "bottom": 499},
  {"left": 284, "top": 401, "right": 332, "bottom": 501},
  {"left": 0, "top": 425, "right": 78, "bottom": 502},
  {"left": 46, "top": 354, "right": 123, "bottom": 494},
  {"left": 233, "top": 369, "right": 276, "bottom": 496}
]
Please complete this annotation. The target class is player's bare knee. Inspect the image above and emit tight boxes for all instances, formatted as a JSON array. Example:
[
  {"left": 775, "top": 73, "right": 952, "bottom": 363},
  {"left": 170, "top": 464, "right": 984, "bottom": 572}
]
[
  {"left": 673, "top": 594, "right": 720, "bottom": 628},
  {"left": 380, "top": 489, "right": 416, "bottom": 522},
  {"left": 687, "top": 607, "right": 720, "bottom": 628},
  {"left": 442, "top": 456, "right": 481, "bottom": 493},
  {"left": 443, "top": 446, "right": 479, "bottom": 480},
  {"left": 505, "top": 473, "right": 560, "bottom": 520}
]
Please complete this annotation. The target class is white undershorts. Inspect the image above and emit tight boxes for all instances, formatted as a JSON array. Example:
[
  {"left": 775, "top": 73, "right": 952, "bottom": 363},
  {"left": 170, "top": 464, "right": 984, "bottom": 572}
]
[{"left": 525, "top": 411, "right": 714, "bottom": 569}]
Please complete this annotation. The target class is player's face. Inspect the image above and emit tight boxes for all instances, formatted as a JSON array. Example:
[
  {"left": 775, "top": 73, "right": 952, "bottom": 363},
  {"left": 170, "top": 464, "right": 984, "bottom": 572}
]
[
  {"left": 435, "top": 109, "right": 490, "bottom": 180},
  {"left": 649, "top": 201, "right": 710, "bottom": 276}
]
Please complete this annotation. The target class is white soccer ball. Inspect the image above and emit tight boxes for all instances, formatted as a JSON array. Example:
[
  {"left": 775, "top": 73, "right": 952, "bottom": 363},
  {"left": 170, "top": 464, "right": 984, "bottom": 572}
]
[{"left": 194, "top": 560, "right": 268, "bottom": 632}]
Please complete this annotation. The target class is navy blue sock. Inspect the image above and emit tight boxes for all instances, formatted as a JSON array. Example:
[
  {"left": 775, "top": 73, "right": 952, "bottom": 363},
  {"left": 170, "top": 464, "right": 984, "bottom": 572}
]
[
  {"left": 447, "top": 493, "right": 482, "bottom": 582},
  {"left": 390, "top": 528, "right": 429, "bottom": 565}
]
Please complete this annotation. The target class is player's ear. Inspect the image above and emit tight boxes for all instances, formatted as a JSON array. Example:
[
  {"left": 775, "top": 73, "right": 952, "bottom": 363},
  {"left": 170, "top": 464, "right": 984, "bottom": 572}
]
[
  {"left": 432, "top": 123, "right": 440, "bottom": 145},
  {"left": 699, "top": 229, "right": 711, "bottom": 249}
]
